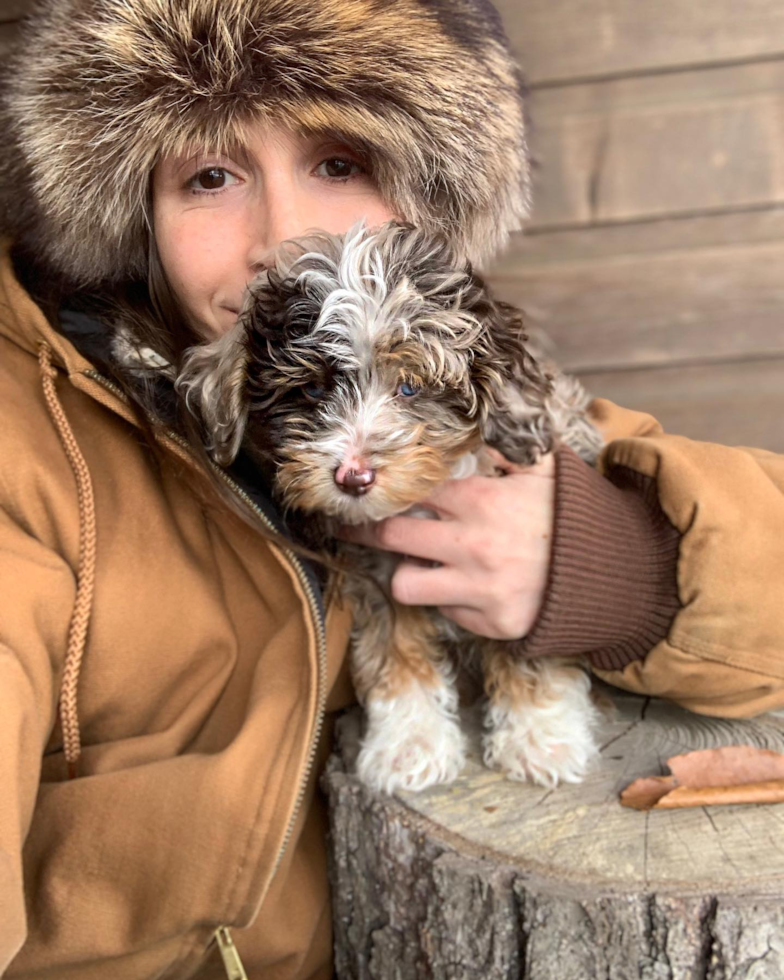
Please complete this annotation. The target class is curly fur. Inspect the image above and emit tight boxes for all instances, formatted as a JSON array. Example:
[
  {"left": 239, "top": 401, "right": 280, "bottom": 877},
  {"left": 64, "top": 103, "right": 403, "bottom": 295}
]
[
  {"left": 175, "top": 219, "right": 606, "bottom": 793},
  {"left": 1, "top": 0, "right": 530, "bottom": 288}
]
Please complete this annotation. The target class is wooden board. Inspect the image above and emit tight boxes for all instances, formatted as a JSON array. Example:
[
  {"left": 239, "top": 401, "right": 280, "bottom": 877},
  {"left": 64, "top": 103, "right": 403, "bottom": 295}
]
[
  {"left": 495, "top": 0, "right": 784, "bottom": 85},
  {"left": 484, "top": 212, "right": 784, "bottom": 372},
  {"left": 489, "top": 206, "right": 784, "bottom": 268},
  {"left": 524, "top": 59, "right": 784, "bottom": 228},
  {"left": 578, "top": 357, "right": 784, "bottom": 453},
  {"left": 4, "top": 0, "right": 784, "bottom": 78}
]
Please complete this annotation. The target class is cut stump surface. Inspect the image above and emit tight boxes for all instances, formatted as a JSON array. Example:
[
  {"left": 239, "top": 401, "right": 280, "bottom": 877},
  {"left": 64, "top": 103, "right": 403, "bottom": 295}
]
[{"left": 322, "top": 688, "right": 784, "bottom": 979}]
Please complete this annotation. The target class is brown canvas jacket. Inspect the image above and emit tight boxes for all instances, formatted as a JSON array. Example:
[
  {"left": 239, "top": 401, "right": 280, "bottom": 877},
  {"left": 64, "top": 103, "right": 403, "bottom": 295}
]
[
  {"left": 1, "top": 239, "right": 784, "bottom": 979},
  {"left": 0, "top": 240, "right": 354, "bottom": 979},
  {"left": 587, "top": 398, "right": 784, "bottom": 716}
]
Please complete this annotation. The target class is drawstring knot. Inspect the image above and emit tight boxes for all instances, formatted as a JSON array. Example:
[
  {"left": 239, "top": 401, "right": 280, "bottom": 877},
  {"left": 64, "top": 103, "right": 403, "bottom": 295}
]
[
  {"left": 39, "top": 355, "right": 58, "bottom": 382},
  {"left": 38, "top": 342, "right": 97, "bottom": 780}
]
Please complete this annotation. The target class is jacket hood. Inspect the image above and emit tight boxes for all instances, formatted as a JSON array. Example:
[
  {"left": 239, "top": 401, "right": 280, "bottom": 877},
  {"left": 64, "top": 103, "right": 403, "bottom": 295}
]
[{"left": 0, "top": 0, "right": 529, "bottom": 289}]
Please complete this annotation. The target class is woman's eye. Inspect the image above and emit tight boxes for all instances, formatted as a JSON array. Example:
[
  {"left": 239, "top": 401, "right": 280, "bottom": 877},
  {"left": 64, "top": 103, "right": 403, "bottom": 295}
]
[
  {"left": 188, "top": 167, "right": 239, "bottom": 193},
  {"left": 396, "top": 381, "right": 420, "bottom": 397},
  {"left": 316, "top": 157, "right": 367, "bottom": 182},
  {"left": 302, "top": 382, "right": 327, "bottom": 401}
]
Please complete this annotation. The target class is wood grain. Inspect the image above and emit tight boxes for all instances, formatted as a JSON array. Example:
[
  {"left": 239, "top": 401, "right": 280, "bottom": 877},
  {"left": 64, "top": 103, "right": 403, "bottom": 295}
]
[
  {"left": 485, "top": 213, "right": 784, "bottom": 372},
  {"left": 327, "top": 698, "right": 784, "bottom": 978},
  {"left": 488, "top": 206, "right": 784, "bottom": 269},
  {"left": 524, "top": 59, "right": 784, "bottom": 228},
  {"left": 578, "top": 357, "right": 784, "bottom": 452},
  {"left": 495, "top": 0, "right": 784, "bottom": 85},
  {"left": 392, "top": 693, "right": 784, "bottom": 891},
  {"left": 332, "top": 693, "right": 784, "bottom": 892}
]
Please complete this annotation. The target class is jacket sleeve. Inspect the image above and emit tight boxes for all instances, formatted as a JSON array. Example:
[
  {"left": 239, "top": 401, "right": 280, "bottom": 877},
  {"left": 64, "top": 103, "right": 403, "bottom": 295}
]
[
  {"left": 0, "top": 506, "right": 71, "bottom": 972},
  {"left": 586, "top": 398, "right": 784, "bottom": 718}
]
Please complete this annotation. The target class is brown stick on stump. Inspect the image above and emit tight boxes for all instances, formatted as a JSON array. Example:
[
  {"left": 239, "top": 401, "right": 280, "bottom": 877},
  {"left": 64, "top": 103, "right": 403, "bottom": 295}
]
[{"left": 321, "top": 688, "right": 784, "bottom": 980}]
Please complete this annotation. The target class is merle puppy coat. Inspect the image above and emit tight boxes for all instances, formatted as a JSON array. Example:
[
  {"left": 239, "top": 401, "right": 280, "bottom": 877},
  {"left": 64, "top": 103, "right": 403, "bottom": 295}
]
[{"left": 178, "top": 220, "right": 606, "bottom": 793}]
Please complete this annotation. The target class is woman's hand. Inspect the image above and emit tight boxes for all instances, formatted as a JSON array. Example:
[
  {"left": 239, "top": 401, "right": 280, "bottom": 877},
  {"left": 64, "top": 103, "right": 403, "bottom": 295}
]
[{"left": 338, "top": 452, "right": 556, "bottom": 639}]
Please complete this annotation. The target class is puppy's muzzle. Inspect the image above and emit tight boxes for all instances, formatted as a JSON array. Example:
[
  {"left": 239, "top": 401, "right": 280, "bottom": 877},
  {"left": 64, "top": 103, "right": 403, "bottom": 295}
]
[{"left": 334, "top": 463, "right": 376, "bottom": 496}]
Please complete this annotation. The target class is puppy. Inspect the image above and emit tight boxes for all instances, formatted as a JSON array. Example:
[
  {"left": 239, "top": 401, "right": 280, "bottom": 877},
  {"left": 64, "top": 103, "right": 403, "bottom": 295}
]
[{"left": 177, "top": 219, "right": 606, "bottom": 794}]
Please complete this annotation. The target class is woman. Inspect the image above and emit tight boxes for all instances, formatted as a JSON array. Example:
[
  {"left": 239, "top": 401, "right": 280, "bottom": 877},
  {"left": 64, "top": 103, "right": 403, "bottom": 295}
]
[{"left": 1, "top": 0, "right": 783, "bottom": 977}]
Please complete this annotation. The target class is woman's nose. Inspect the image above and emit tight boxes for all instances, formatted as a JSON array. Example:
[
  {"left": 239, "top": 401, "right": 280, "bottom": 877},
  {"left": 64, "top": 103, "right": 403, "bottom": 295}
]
[{"left": 248, "top": 184, "right": 319, "bottom": 273}]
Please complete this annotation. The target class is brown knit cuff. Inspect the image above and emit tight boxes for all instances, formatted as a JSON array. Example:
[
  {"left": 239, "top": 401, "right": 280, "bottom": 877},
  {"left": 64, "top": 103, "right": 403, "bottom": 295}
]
[{"left": 517, "top": 445, "right": 682, "bottom": 671}]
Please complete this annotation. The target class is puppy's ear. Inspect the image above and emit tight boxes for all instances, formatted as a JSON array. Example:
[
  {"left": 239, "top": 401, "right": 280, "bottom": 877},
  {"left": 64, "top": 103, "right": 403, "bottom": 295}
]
[
  {"left": 471, "top": 298, "right": 556, "bottom": 466},
  {"left": 175, "top": 320, "right": 250, "bottom": 466}
]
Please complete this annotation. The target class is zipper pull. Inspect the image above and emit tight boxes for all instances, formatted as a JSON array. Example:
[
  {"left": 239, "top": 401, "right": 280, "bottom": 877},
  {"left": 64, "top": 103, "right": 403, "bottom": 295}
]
[{"left": 213, "top": 926, "right": 249, "bottom": 980}]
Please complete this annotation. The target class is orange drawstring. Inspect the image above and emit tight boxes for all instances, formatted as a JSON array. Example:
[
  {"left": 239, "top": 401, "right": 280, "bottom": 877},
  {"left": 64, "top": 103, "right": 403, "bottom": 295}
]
[{"left": 39, "top": 343, "right": 97, "bottom": 780}]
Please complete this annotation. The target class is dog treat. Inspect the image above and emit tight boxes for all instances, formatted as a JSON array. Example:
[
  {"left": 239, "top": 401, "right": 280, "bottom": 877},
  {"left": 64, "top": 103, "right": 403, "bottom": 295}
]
[{"left": 621, "top": 745, "right": 784, "bottom": 810}]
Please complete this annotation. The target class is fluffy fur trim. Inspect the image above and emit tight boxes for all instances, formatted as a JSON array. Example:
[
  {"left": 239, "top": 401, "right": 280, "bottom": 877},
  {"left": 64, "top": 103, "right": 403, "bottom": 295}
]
[{"left": 1, "top": 0, "right": 530, "bottom": 287}]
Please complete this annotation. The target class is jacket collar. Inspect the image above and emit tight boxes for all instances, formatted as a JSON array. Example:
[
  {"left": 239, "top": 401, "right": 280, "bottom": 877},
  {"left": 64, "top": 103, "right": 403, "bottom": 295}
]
[
  {"left": 0, "top": 239, "right": 93, "bottom": 368},
  {"left": 0, "top": 239, "right": 150, "bottom": 431},
  {"left": 0, "top": 238, "right": 328, "bottom": 611}
]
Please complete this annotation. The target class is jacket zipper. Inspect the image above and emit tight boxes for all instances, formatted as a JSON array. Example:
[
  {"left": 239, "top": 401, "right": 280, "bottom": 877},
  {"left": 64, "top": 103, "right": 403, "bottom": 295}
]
[
  {"left": 82, "top": 370, "right": 329, "bottom": 978},
  {"left": 212, "top": 927, "right": 249, "bottom": 980}
]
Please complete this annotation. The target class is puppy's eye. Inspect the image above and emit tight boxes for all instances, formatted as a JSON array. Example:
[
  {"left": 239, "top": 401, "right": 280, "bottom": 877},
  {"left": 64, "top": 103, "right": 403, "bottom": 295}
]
[
  {"left": 396, "top": 381, "right": 420, "bottom": 397},
  {"left": 302, "top": 382, "right": 327, "bottom": 401}
]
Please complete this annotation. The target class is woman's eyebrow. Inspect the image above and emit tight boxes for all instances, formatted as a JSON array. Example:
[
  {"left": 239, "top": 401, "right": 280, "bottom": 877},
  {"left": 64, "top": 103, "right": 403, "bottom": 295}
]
[
  {"left": 224, "top": 143, "right": 256, "bottom": 170},
  {"left": 169, "top": 143, "right": 256, "bottom": 175},
  {"left": 165, "top": 131, "right": 372, "bottom": 180}
]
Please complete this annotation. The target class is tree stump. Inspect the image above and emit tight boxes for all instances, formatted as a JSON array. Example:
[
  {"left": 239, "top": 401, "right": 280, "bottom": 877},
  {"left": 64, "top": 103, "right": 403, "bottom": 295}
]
[{"left": 321, "top": 687, "right": 784, "bottom": 979}]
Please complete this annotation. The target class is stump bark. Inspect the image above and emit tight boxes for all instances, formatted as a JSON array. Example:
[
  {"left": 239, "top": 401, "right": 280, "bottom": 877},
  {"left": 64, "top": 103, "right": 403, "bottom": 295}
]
[{"left": 321, "top": 688, "right": 784, "bottom": 980}]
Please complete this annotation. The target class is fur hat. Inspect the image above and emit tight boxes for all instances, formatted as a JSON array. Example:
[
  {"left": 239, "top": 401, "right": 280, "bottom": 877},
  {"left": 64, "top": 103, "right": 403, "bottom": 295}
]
[{"left": 1, "top": 0, "right": 529, "bottom": 288}]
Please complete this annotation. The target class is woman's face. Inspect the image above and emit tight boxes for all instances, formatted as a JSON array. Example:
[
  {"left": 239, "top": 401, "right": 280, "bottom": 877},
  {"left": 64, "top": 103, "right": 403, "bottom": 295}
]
[{"left": 152, "top": 123, "right": 398, "bottom": 338}]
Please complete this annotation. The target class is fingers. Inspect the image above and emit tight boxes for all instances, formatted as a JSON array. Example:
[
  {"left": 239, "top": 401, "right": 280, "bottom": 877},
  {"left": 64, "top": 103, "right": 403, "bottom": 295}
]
[
  {"left": 389, "top": 563, "right": 529, "bottom": 639},
  {"left": 481, "top": 447, "right": 524, "bottom": 475},
  {"left": 437, "top": 606, "right": 502, "bottom": 639},
  {"left": 438, "top": 604, "right": 528, "bottom": 641},
  {"left": 482, "top": 448, "right": 556, "bottom": 477},
  {"left": 390, "top": 563, "right": 475, "bottom": 608},
  {"left": 414, "top": 477, "right": 488, "bottom": 518},
  {"left": 339, "top": 514, "right": 460, "bottom": 563},
  {"left": 418, "top": 454, "right": 555, "bottom": 516}
]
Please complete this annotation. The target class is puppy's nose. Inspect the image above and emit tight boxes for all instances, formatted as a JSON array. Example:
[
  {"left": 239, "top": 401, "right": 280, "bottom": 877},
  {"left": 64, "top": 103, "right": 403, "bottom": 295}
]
[{"left": 334, "top": 462, "right": 376, "bottom": 496}]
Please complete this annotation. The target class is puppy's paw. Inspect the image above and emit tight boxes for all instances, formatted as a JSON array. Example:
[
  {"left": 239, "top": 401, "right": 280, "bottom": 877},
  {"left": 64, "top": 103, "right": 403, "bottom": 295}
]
[
  {"left": 356, "top": 711, "right": 466, "bottom": 794},
  {"left": 483, "top": 717, "right": 598, "bottom": 788},
  {"left": 483, "top": 682, "right": 602, "bottom": 788}
]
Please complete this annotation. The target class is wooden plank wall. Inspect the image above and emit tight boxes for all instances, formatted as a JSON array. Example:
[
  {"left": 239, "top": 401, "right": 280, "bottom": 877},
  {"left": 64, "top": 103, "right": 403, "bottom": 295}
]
[
  {"left": 486, "top": 0, "right": 784, "bottom": 451},
  {"left": 1, "top": 1, "right": 781, "bottom": 450}
]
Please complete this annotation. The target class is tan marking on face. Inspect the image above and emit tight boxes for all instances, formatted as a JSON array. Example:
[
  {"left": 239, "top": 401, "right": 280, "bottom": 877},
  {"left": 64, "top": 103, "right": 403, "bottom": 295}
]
[
  {"left": 276, "top": 441, "right": 457, "bottom": 521},
  {"left": 370, "top": 442, "right": 452, "bottom": 509}
]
